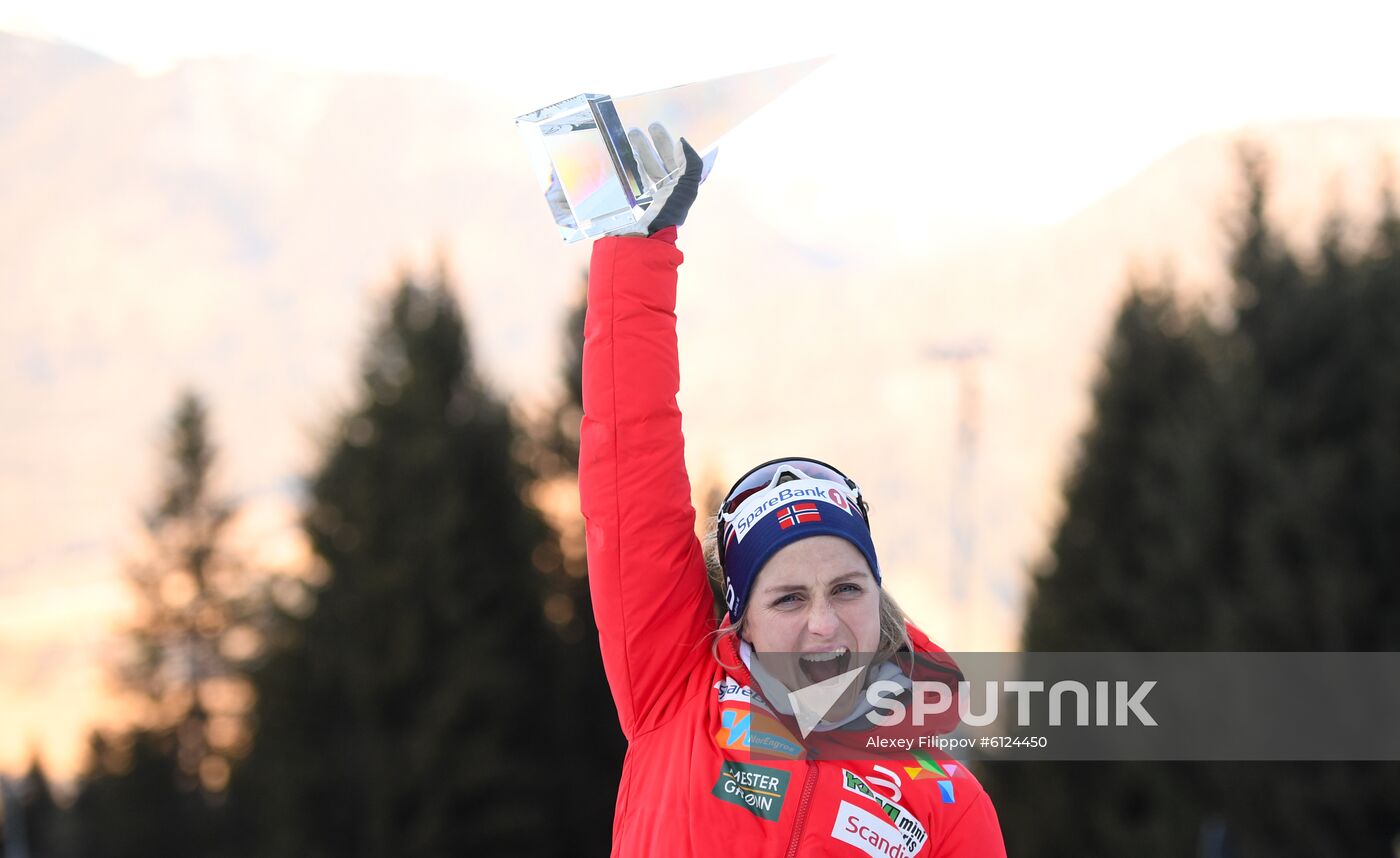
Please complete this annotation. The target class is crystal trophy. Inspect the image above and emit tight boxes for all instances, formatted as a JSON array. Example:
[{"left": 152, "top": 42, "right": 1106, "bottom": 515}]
[{"left": 515, "top": 57, "right": 827, "bottom": 243}]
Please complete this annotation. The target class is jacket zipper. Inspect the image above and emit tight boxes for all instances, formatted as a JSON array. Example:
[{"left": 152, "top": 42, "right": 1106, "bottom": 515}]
[
  {"left": 784, "top": 760, "right": 818, "bottom": 858},
  {"left": 725, "top": 636, "right": 821, "bottom": 858}
]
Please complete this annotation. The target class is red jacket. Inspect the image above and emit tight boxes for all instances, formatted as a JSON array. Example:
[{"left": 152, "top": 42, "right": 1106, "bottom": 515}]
[{"left": 579, "top": 229, "right": 1007, "bottom": 858}]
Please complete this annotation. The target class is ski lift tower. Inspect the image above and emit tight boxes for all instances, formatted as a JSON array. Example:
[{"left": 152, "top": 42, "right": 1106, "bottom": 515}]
[{"left": 924, "top": 339, "right": 991, "bottom": 641}]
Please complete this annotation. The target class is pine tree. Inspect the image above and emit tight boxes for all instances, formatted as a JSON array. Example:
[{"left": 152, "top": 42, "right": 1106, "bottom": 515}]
[
  {"left": 988, "top": 152, "right": 1400, "bottom": 857},
  {"left": 237, "top": 262, "right": 560, "bottom": 858},
  {"left": 19, "top": 758, "right": 64, "bottom": 858},
  {"left": 528, "top": 275, "right": 626, "bottom": 856},
  {"left": 992, "top": 286, "right": 1218, "bottom": 858},
  {"left": 65, "top": 391, "right": 259, "bottom": 858},
  {"left": 70, "top": 730, "right": 215, "bottom": 858},
  {"left": 535, "top": 271, "right": 587, "bottom": 482},
  {"left": 1201, "top": 152, "right": 1400, "bottom": 858},
  {"left": 1024, "top": 285, "right": 1222, "bottom": 653},
  {"left": 115, "top": 391, "right": 260, "bottom": 792}
]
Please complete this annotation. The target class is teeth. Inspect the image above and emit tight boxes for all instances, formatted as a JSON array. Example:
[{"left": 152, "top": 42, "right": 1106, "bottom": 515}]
[{"left": 800, "top": 647, "right": 848, "bottom": 663}]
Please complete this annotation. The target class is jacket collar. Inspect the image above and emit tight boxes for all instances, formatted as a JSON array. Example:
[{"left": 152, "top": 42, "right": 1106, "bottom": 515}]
[{"left": 715, "top": 621, "right": 966, "bottom": 750}]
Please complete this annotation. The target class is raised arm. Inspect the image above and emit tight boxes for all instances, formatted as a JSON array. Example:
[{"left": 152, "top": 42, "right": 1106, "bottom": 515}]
[{"left": 579, "top": 227, "right": 717, "bottom": 739}]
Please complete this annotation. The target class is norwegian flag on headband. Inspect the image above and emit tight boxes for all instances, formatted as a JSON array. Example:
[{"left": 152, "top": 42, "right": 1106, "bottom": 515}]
[
  {"left": 720, "top": 479, "right": 882, "bottom": 619},
  {"left": 777, "top": 503, "right": 821, "bottom": 529}
]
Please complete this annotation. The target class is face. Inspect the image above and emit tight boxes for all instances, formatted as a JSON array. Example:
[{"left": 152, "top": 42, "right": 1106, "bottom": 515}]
[{"left": 742, "top": 536, "right": 881, "bottom": 719}]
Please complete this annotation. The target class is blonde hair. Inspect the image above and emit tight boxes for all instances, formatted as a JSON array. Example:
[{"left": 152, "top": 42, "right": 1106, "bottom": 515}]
[{"left": 701, "top": 511, "right": 911, "bottom": 668}]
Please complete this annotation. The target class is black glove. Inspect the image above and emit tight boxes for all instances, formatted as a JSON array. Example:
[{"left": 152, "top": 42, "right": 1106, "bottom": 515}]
[{"left": 624, "top": 123, "right": 704, "bottom": 235}]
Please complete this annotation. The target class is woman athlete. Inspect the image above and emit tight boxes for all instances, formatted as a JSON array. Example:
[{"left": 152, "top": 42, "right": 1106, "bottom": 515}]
[{"left": 578, "top": 124, "right": 1007, "bottom": 857}]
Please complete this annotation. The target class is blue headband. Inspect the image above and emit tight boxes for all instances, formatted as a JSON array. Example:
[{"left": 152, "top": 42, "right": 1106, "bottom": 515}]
[{"left": 720, "top": 478, "right": 881, "bottom": 620}]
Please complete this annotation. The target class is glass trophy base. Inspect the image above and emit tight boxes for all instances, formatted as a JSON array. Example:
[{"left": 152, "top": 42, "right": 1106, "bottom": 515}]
[
  {"left": 516, "top": 58, "right": 827, "bottom": 243},
  {"left": 516, "top": 93, "right": 644, "bottom": 244}
]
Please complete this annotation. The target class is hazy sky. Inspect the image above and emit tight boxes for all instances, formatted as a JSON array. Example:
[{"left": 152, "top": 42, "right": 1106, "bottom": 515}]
[{"left": 6, "top": 0, "right": 1400, "bottom": 253}]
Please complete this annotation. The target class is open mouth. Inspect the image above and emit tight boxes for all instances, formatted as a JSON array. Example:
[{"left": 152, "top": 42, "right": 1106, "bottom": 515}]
[{"left": 798, "top": 647, "right": 852, "bottom": 684}]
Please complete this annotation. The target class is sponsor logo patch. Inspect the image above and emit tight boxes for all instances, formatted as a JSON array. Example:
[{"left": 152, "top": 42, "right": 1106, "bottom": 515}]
[
  {"left": 901, "top": 751, "right": 957, "bottom": 805},
  {"left": 904, "top": 749, "right": 950, "bottom": 780},
  {"left": 716, "top": 707, "right": 751, "bottom": 750},
  {"left": 748, "top": 725, "right": 804, "bottom": 760},
  {"left": 715, "top": 680, "right": 755, "bottom": 704},
  {"left": 715, "top": 678, "right": 773, "bottom": 713},
  {"left": 714, "top": 705, "right": 804, "bottom": 759},
  {"left": 842, "top": 771, "right": 927, "bottom": 855},
  {"left": 730, "top": 480, "right": 853, "bottom": 544},
  {"left": 711, "top": 761, "right": 790, "bottom": 822},
  {"left": 867, "top": 764, "right": 903, "bottom": 802},
  {"left": 832, "top": 799, "right": 918, "bottom": 858}
]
